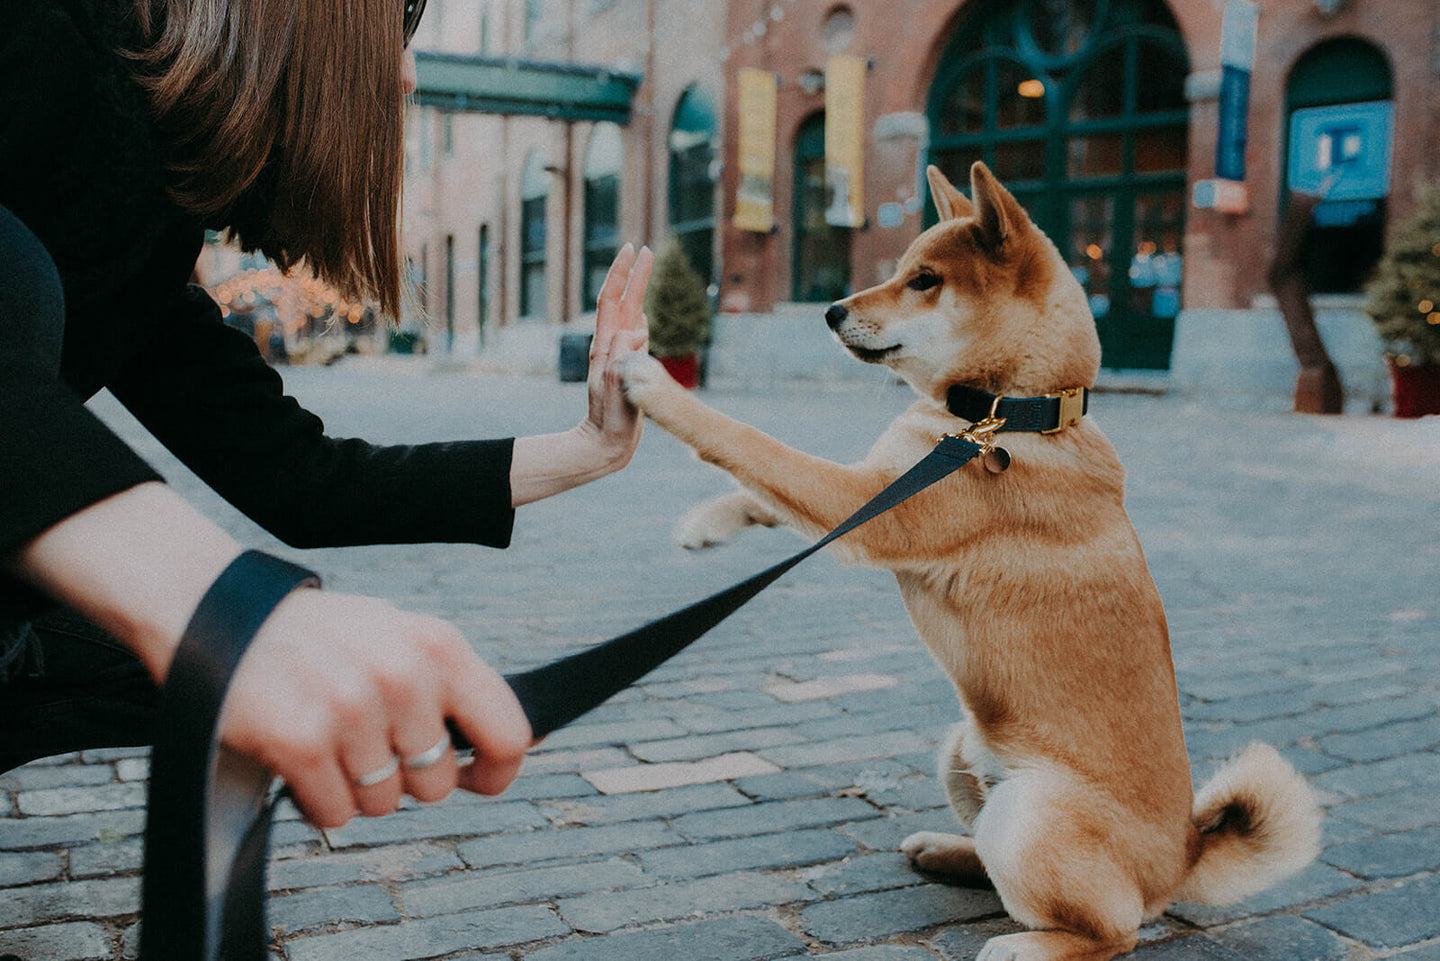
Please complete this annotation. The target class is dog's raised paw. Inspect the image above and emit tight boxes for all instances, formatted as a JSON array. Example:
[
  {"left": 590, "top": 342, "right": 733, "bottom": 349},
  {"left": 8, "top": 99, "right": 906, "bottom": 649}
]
[{"left": 621, "top": 351, "right": 671, "bottom": 408}]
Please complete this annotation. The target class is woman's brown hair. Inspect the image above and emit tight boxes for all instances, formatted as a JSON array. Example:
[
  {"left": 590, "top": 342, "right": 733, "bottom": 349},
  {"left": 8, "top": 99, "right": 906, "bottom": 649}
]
[{"left": 133, "top": 0, "right": 407, "bottom": 318}]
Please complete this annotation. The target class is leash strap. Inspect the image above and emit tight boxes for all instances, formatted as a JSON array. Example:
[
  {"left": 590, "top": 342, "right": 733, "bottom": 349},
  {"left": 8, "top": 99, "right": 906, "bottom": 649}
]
[
  {"left": 139, "top": 551, "right": 320, "bottom": 961},
  {"left": 486, "top": 433, "right": 984, "bottom": 740},
  {"left": 142, "top": 436, "right": 986, "bottom": 960}
]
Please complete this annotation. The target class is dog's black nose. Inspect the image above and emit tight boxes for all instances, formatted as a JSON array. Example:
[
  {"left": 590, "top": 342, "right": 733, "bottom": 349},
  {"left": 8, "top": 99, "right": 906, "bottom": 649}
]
[{"left": 825, "top": 303, "right": 848, "bottom": 330}]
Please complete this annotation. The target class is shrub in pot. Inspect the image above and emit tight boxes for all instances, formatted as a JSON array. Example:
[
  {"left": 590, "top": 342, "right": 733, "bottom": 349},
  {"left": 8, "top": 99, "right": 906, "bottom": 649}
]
[
  {"left": 1364, "top": 181, "right": 1440, "bottom": 417},
  {"left": 643, "top": 242, "right": 711, "bottom": 389}
]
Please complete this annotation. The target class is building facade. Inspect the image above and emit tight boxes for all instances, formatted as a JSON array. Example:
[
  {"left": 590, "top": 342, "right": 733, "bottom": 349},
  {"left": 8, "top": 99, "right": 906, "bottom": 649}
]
[{"left": 404, "top": 0, "right": 1437, "bottom": 402}]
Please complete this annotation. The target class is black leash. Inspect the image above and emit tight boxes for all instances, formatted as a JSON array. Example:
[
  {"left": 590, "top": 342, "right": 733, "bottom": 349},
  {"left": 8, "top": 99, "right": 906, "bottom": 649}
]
[{"left": 139, "top": 387, "right": 1087, "bottom": 961}]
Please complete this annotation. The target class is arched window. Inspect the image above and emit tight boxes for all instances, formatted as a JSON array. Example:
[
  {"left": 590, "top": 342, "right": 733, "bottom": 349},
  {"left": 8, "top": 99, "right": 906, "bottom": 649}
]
[
  {"left": 520, "top": 150, "right": 548, "bottom": 320},
  {"left": 583, "top": 123, "right": 623, "bottom": 311},
  {"left": 1284, "top": 38, "right": 1393, "bottom": 294},
  {"left": 793, "top": 113, "right": 852, "bottom": 302},
  {"left": 668, "top": 85, "right": 717, "bottom": 290},
  {"left": 927, "top": 0, "right": 1189, "bottom": 370}
]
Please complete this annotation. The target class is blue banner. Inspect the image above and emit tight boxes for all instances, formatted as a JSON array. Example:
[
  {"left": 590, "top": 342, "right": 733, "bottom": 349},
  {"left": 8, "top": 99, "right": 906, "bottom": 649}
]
[{"left": 1215, "top": 65, "right": 1250, "bottom": 182}]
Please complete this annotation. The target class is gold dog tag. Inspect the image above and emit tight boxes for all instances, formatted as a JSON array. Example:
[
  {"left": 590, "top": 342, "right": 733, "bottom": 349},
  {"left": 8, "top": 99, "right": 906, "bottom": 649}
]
[{"left": 983, "top": 447, "right": 1011, "bottom": 474}]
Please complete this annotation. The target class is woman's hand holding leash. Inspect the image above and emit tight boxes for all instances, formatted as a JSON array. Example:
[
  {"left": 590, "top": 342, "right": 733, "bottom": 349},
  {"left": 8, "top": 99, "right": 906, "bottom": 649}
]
[{"left": 220, "top": 589, "right": 531, "bottom": 827}]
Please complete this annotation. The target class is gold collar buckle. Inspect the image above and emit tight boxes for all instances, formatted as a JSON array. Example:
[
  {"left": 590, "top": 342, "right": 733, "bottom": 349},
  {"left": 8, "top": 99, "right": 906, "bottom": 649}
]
[{"left": 1042, "top": 388, "right": 1085, "bottom": 434}]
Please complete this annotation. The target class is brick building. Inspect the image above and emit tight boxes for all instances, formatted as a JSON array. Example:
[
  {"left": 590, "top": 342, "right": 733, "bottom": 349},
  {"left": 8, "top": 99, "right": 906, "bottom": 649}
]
[{"left": 400, "top": 0, "right": 1437, "bottom": 403}]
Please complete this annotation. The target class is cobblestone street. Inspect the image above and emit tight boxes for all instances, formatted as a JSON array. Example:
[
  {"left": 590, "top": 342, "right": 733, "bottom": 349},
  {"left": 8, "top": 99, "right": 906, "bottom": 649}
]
[{"left": 3, "top": 358, "right": 1438, "bottom": 960}]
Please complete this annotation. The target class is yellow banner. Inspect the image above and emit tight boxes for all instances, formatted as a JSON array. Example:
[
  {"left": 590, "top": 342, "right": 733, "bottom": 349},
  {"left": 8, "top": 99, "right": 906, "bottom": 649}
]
[
  {"left": 734, "top": 68, "right": 778, "bottom": 233},
  {"left": 824, "top": 54, "right": 866, "bottom": 228}
]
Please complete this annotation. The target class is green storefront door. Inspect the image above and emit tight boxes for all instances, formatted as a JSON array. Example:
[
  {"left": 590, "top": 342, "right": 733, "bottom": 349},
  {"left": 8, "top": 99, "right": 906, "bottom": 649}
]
[{"left": 926, "top": 0, "right": 1189, "bottom": 370}]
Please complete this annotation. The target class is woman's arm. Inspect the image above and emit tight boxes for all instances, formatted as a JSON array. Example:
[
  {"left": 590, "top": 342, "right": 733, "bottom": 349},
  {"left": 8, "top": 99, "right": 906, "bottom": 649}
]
[{"left": 510, "top": 244, "right": 653, "bottom": 506}]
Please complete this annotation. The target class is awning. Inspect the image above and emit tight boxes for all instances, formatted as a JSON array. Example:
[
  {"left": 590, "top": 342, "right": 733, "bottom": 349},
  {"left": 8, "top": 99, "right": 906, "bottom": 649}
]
[{"left": 414, "top": 52, "right": 643, "bottom": 124}]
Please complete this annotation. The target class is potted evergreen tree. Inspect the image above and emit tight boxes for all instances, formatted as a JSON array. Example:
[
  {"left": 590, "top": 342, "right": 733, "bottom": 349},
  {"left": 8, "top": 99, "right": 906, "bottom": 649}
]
[
  {"left": 643, "top": 241, "right": 711, "bottom": 389},
  {"left": 1364, "top": 181, "right": 1440, "bottom": 417}
]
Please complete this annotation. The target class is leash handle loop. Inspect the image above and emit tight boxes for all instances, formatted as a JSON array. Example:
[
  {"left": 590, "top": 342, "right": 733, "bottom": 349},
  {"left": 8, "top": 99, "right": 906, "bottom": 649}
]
[{"left": 139, "top": 550, "right": 319, "bottom": 961}]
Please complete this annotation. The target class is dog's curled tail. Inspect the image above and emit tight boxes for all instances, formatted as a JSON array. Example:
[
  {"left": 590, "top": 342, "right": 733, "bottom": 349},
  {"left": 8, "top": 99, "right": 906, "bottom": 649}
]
[{"left": 1172, "top": 742, "right": 1322, "bottom": 906}]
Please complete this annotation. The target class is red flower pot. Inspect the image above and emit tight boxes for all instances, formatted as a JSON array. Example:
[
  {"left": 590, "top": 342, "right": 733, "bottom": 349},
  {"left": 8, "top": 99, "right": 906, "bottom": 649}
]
[
  {"left": 658, "top": 353, "right": 701, "bottom": 389},
  {"left": 1388, "top": 359, "right": 1440, "bottom": 418}
]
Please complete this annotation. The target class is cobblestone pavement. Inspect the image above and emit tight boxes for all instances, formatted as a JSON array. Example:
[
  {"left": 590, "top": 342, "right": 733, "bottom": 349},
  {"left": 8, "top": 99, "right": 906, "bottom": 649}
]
[{"left": 3, "top": 358, "right": 1438, "bottom": 961}]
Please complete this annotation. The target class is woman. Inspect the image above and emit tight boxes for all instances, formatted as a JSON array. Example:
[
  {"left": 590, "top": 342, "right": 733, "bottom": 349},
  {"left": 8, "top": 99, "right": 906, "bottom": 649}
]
[{"left": 0, "top": 0, "right": 653, "bottom": 828}]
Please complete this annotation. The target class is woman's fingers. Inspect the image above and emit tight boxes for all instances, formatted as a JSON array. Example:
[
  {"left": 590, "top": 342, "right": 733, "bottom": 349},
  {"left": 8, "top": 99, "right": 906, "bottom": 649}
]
[
  {"left": 220, "top": 591, "right": 531, "bottom": 829},
  {"left": 592, "top": 243, "right": 637, "bottom": 361},
  {"left": 441, "top": 646, "right": 531, "bottom": 797}
]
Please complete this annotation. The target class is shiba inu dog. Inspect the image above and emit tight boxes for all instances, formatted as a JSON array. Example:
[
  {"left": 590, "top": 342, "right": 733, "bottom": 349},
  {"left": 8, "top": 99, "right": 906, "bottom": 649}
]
[{"left": 622, "top": 162, "right": 1321, "bottom": 961}]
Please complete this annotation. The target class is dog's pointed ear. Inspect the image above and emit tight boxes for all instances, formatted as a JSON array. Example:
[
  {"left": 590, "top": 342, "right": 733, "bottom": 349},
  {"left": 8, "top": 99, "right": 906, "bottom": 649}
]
[
  {"left": 927, "top": 165, "right": 974, "bottom": 221},
  {"left": 969, "top": 161, "right": 1027, "bottom": 254}
]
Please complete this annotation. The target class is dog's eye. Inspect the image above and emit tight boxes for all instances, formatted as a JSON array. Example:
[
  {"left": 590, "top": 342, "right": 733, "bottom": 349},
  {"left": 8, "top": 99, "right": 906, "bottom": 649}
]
[{"left": 907, "top": 272, "right": 941, "bottom": 292}]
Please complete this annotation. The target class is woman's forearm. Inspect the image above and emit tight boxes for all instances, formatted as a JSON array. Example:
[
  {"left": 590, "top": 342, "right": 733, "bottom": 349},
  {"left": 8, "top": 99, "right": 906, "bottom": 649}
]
[
  {"left": 5, "top": 481, "right": 243, "bottom": 681},
  {"left": 509, "top": 425, "right": 633, "bottom": 507}
]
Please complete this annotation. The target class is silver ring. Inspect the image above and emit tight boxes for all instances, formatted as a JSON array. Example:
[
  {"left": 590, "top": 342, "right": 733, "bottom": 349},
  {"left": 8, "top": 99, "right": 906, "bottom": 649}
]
[
  {"left": 403, "top": 735, "right": 451, "bottom": 770},
  {"left": 352, "top": 756, "right": 399, "bottom": 788}
]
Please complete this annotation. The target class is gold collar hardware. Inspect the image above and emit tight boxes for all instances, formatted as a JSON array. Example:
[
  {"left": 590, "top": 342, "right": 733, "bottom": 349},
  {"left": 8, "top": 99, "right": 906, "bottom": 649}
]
[
  {"left": 1042, "top": 387, "right": 1085, "bottom": 434},
  {"left": 946, "top": 394, "right": 1012, "bottom": 474}
]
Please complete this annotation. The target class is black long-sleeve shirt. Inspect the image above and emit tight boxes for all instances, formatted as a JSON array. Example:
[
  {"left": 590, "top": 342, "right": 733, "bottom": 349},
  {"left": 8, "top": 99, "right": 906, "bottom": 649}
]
[{"left": 1, "top": 0, "right": 516, "bottom": 647}]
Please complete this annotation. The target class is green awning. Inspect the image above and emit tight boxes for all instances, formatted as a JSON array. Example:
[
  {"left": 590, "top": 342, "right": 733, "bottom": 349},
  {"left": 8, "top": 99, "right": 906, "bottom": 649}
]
[{"left": 414, "top": 53, "right": 643, "bottom": 124}]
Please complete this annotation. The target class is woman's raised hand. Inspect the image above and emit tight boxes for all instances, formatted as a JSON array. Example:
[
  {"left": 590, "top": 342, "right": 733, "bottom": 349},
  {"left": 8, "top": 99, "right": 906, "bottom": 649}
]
[
  {"left": 508, "top": 243, "right": 654, "bottom": 507},
  {"left": 579, "top": 243, "right": 653, "bottom": 469}
]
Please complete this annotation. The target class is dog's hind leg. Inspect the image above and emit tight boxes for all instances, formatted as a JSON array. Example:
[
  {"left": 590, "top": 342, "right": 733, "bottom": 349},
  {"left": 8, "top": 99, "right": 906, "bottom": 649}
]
[
  {"left": 970, "top": 771, "right": 1145, "bottom": 961},
  {"left": 901, "top": 723, "right": 990, "bottom": 884}
]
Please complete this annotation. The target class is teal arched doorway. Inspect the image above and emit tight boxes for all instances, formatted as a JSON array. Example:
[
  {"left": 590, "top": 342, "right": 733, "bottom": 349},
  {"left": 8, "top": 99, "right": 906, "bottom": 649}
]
[
  {"left": 1283, "top": 38, "right": 1393, "bottom": 294},
  {"left": 926, "top": 0, "right": 1189, "bottom": 370}
]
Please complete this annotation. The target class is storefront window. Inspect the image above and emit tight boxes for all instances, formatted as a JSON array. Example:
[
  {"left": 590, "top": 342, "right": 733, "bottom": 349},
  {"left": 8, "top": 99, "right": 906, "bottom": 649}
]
[{"left": 927, "top": 0, "right": 1188, "bottom": 369}]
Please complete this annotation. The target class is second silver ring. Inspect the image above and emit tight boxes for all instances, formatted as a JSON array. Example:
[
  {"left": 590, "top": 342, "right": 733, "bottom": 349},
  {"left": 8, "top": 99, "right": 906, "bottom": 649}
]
[{"left": 403, "top": 734, "right": 451, "bottom": 770}]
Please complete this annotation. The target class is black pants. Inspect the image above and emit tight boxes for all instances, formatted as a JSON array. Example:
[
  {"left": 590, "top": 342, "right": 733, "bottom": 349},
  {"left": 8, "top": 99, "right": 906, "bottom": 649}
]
[{"left": 0, "top": 609, "right": 159, "bottom": 774}]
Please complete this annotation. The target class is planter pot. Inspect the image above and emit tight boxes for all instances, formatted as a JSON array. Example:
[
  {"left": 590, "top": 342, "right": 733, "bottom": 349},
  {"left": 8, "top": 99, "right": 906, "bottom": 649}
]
[
  {"left": 1388, "top": 359, "right": 1440, "bottom": 418},
  {"left": 659, "top": 353, "right": 701, "bottom": 389}
]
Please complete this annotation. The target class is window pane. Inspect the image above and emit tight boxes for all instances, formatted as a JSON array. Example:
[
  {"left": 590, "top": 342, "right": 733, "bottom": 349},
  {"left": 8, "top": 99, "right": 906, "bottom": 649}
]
[
  {"left": 938, "top": 67, "right": 986, "bottom": 136},
  {"left": 1130, "top": 191, "right": 1185, "bottom": 319},
  {"left": 1069, "top": 195, "right": 1114, "bottom": 319},
  {"left": 794, "top": 155, "right": 851, "bottom": 302},
  {"left": 1068, "top": 132, "right": 1124, "bottom": 178},
  {"left": 521, "top": 262, "right": 546, "bottom": 319},
  {"left": 1133, "top": 124, "right": 1187, "bottom": 173},
  {"left": 991, "top": 139, "right": 1046, "bottom": 182},
  {"left": 1028, "top": 0, "right": 1098, "bottom": 56},
  {"left": 1068, "top": 44, "right": 1126, "bottom": 122},
  {"left": 671, "top": 143, "right": 714, "bottom": 226},
  {"left": 996, "top": 61, "right": 1047, "bottom": 130},
  {"left": 1135, "top": 42, "right": 1187, "bottom": 114},
  {"left": 521, "top": 197, "right": 546, "bottom": 256}
]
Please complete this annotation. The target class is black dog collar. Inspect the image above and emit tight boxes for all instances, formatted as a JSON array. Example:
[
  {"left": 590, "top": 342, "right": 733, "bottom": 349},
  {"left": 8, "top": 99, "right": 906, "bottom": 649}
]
[{"left": 946, "top": 384, "right": 1089, "bottom": 434}]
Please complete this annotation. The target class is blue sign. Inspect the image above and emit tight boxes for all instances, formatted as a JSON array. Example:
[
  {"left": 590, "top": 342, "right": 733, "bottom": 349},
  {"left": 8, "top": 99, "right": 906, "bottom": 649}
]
[
  {"left": 1287, "top": 100, "right": 1394, "bottom": 201},
  {"left": 1215, "top": 65, "right": 1251, "bottom": 181}
]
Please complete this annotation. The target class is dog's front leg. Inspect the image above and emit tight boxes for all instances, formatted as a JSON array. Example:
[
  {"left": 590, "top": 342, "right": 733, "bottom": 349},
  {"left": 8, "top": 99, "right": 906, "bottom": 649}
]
[
  {"left": 674, "top": 490, "right": 779, "bottom": 549},
  {"left": 623, "top": 354, "right": 909, "bottom": 559}
]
